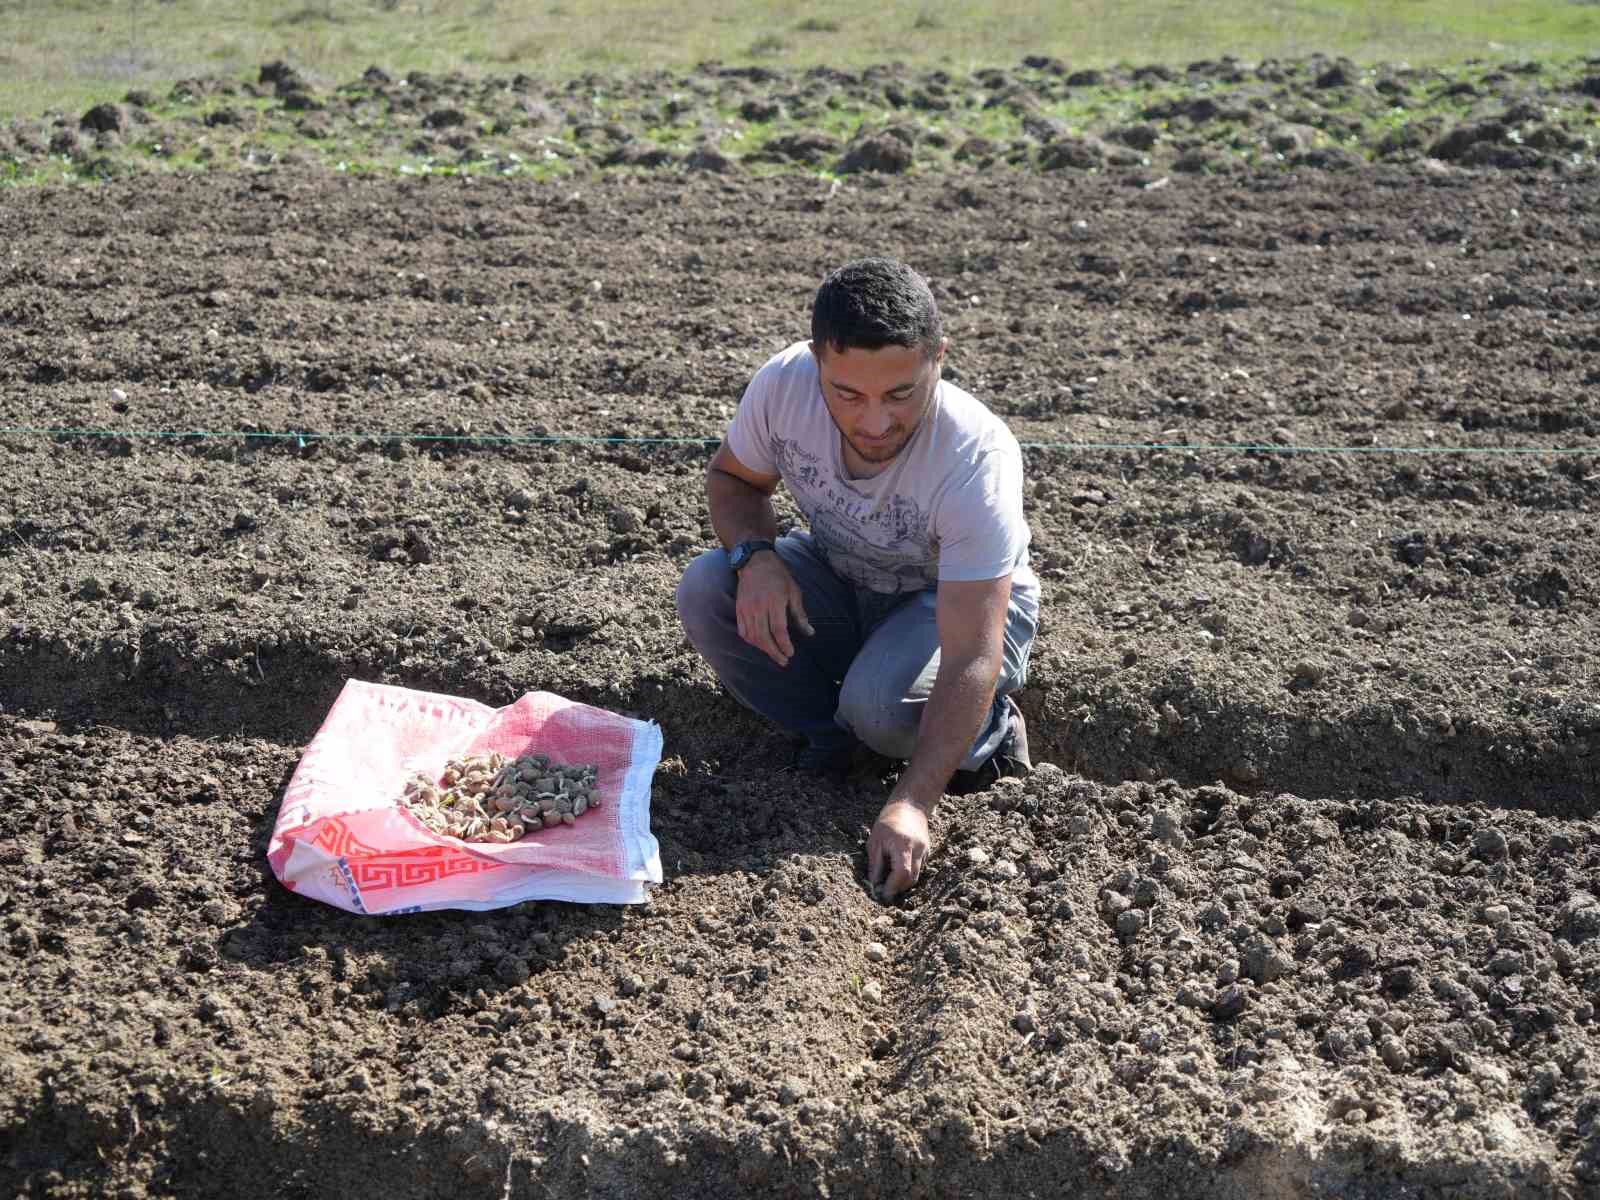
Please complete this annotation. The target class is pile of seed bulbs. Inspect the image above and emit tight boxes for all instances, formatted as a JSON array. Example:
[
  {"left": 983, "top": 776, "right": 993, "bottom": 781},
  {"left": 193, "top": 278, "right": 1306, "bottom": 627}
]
[{"left": 399, "top": 750, "right": 601, "bottom": 843}]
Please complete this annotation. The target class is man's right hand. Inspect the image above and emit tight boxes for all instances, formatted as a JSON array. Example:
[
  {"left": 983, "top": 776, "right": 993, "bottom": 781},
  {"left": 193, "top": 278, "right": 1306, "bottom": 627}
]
[{"left": 734, "top": 551, "right": 815, "bottom": 667}]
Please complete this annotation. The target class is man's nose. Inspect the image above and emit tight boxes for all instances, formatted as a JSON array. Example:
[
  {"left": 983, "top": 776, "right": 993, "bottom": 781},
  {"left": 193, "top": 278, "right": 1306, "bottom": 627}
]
[{"left": 861, "top": 403, "right": 892, "bottom": 436}]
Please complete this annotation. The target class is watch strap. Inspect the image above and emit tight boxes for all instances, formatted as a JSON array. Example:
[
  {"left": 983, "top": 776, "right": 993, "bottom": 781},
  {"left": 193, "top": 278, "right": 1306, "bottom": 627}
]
[{"left": 731, "top": 539, "right": 777, "bottom": 571}]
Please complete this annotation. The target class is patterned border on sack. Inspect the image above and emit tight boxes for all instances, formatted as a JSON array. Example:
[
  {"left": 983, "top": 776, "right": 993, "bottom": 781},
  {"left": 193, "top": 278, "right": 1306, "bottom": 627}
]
[
  {"left": 310, "top": 815, "right": 381, "bottom": 858},
  {"left": 310, "top": 816, "right": 510, "bottom": 893},
  {"left": 334, "top": 856, "right": 367, "bottom": 913},
  {"left": 350, "top": 847, "right": 508, "bottom": 892}
]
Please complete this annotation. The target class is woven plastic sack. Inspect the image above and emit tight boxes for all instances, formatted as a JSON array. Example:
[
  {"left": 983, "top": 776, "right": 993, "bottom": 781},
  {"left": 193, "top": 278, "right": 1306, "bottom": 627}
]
[{"left": 268, "top": 679, "right": 663, "bottom": 914}]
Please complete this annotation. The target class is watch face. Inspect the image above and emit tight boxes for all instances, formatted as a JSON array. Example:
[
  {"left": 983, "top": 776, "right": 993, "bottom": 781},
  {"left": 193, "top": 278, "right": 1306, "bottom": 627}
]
[{"left": 731, "top": 544, "right": 750, "bottom": 570}]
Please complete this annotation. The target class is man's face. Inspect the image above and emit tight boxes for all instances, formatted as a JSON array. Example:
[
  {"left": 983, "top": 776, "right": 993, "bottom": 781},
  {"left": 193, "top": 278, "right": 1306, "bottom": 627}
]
[{"left": 811, "top": 339, "right": 945, "bottom": 471}]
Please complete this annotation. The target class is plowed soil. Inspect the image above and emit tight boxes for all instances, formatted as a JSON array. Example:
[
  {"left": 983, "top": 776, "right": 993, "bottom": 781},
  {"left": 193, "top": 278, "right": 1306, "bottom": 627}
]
[{"left": 3, "top": 161, "right": 1599, "bottom": 1198}]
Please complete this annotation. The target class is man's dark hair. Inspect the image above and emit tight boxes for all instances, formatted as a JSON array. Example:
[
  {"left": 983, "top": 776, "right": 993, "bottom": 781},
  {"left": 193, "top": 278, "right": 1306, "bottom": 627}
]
[{"left": 810, "top": 257, "right": 943, "bottom": 360}]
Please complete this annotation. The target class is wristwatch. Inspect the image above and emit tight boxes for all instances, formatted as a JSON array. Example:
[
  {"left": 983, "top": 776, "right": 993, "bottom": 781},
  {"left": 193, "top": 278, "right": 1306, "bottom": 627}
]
[{"left": 728, "top": 539, "right": 777, "bottom": 572}]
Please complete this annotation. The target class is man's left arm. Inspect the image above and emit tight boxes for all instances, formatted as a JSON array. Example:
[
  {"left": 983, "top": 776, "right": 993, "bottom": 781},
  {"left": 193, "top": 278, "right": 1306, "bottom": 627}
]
[{"left": 867, "top": 573, "right": 1012, "bottom": 899}]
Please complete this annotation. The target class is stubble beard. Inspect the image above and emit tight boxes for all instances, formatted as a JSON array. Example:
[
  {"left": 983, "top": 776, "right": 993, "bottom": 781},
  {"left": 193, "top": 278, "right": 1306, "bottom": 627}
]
[
  {"left": 847, "top": 428, "right": 906, "bottom": 463},
  {"left": 823, "top": 385, "right": 934, "bottom": 469}
]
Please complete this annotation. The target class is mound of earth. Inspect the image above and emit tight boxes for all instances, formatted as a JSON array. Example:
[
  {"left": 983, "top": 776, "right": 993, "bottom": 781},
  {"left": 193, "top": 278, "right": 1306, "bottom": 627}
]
[{"left": 4, "top": 52, "right": 1598, "bottom": 182}]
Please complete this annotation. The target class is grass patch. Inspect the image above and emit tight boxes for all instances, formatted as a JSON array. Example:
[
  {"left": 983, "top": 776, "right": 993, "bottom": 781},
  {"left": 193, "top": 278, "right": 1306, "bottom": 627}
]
[
  {"left": 747, "top": 34, "right": 788, "bottom": 58},
  {"left": 278, "top": 5, "right": 344, "bottom": 26},
  {"left": 494, "top": 36, "right": 549, "bottom": 65}
]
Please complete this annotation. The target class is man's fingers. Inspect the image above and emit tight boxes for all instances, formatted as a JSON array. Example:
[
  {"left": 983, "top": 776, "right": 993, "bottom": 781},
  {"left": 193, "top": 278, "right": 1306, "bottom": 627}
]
[
  {"left": 789, "top": 588, "right": 816, "bottom": 638},
  {"left": 866, "top": 831, "right": 887, "bottom": 887},
  {"left": 736, "top": 564, "right": 811, "bottom": 661},
  {"left": 884, "top": 848, "right": 915, "bottom": 899},
  {"left": 771, "top": 607, "right": 796, "bottom": 661},
  {"left": 736, "top": 600, "right": 792, "bottom": 666},
  {"left": 762, "top": 609, "right": 792, "bottom": 666}
]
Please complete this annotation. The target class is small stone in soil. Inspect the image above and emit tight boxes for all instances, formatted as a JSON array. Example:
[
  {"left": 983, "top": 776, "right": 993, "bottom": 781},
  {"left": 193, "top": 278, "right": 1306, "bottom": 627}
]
[
  {"left": 1102, "top": 890, "right": 1132, "bottom": 915},
  {"left": 1150, "top": 809, "right": 1186, "bottom": 845},
  {"left": 864, "top": 942, "right": 887, "bottom": 963},
  {"left": 860, "top": 981, "right": 884, "bottom": 1005},
  {"left": 1379, "top": 1035, "right": 1410, "bottom": 1071}
]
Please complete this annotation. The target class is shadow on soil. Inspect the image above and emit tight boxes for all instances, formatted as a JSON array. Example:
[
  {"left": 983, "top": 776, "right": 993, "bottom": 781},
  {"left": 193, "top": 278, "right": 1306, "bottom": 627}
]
[
  {"left": 2, "top": 637, "right": 1594, "bottom": 818},
  {"left": 1, "top": 1069, "right": 1487, "bottom": 1200}
]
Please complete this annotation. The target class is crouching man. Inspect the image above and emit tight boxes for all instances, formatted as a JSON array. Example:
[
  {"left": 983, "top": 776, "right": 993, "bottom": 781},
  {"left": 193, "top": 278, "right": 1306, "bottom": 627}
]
[{"left": 676, "top": 257, "right": 1040, "bottom": 899}]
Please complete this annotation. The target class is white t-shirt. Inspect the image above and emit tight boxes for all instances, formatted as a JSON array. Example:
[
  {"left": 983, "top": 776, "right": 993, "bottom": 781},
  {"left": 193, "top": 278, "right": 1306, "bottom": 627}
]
[{"left": 726, "top": 341, "right": 1037, "bottom": 597}]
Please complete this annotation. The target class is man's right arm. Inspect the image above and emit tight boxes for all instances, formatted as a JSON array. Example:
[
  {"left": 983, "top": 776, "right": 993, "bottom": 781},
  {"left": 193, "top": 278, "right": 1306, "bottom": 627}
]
[
  {"left": 703, "top": 442, "right": 813, "bottom": 667},
  {"left": 705, "top": 441, "right": 781, "bottom": 550}
]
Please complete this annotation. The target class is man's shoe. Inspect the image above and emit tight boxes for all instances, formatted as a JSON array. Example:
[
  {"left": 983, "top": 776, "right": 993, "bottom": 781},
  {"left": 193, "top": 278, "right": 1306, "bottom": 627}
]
[{"left": 949, "top": 696, "right": 1031, "bottom": 794}]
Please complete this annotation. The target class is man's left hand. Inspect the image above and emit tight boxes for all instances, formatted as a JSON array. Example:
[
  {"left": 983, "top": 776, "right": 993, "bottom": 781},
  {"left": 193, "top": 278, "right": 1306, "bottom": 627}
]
[{"left": 867, "top": 798, "right": 932, "bottom": 900}]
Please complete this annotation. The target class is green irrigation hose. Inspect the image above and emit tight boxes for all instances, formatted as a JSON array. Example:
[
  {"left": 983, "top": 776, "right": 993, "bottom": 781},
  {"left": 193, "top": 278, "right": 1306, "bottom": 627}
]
[{"left": 2, "top": 426, "right": 1598, "bottom": 456}]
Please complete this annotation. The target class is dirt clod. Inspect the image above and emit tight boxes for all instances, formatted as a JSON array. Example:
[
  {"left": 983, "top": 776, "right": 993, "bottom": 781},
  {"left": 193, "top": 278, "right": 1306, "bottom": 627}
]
[
  {"left": 1473, "top": 827, "right": 1510, "bottom": 861},
  {"left": 1211, "top": 985, "right": 1250, "bottom": 1020}
]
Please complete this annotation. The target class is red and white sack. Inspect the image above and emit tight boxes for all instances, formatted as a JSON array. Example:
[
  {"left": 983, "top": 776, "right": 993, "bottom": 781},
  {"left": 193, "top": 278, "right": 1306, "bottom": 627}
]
[{"left": 268, "top": 680, "right": 663, "bottom": 914}]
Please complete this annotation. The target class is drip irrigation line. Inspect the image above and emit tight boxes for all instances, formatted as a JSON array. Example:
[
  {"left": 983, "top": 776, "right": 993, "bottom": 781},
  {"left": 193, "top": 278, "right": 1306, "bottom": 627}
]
[{"left": 0, "top": 425, "right": 1597, "bottom": 458}]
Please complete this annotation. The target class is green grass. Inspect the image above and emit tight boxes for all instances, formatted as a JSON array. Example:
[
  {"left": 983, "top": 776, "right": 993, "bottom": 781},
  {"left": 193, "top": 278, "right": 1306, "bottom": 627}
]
[{"left": 3, "top": 0, "right": 1597, "bottom": 120}]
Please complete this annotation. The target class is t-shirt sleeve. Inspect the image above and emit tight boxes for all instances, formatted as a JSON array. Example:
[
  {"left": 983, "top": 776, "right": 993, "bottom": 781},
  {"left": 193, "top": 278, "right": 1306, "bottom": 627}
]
[
  {"left": 723, "top": 360, "right": 779, "bottom": 477},
  {"left": 936, "top": 447, "right": 1031, "bottom": 583}
]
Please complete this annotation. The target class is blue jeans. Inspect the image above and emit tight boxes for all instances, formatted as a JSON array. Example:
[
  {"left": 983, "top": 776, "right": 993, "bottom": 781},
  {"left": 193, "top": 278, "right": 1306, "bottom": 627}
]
[{"left": 675, "top": 531, "right": 1039, "bottom": 768}]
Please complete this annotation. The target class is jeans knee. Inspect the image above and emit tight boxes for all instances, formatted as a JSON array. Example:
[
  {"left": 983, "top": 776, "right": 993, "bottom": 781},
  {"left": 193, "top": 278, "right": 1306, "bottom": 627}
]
[
  {"left": 836, "top": 672, "right": 920, "bottom": 760},
  {"left": 675, "top": 550, "right": 731, "bottom": 643}
]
